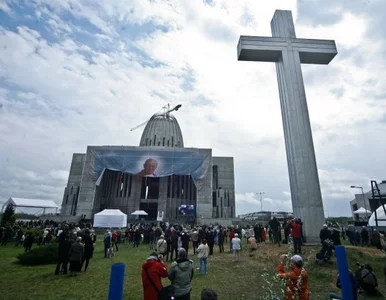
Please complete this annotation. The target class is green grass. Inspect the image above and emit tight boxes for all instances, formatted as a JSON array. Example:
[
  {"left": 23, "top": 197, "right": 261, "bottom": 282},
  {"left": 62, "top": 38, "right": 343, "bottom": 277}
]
[{"left": 0, "top": 239, "right": 385, "bottom": 300}]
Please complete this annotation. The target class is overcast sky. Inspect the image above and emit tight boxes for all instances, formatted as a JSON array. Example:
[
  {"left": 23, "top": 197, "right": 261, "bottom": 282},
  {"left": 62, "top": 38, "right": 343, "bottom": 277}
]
[{"left": 1, "top": 0, "right": 385, "bottom": 217}]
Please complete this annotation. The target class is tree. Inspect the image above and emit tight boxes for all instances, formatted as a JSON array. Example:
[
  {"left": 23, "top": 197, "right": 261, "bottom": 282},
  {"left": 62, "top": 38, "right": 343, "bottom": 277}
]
[{"left": 1, "top": 204, "right": 16, "bottom": 226}]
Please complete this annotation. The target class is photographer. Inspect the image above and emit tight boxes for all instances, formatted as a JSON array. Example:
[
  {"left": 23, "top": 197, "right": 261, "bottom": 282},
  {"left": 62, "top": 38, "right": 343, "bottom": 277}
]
[
  {"left": 142, "top": 251, "right": 168, "bottom": 300},
  {"left": 277, "top": 254, "right": 310, "bottom": 300}
]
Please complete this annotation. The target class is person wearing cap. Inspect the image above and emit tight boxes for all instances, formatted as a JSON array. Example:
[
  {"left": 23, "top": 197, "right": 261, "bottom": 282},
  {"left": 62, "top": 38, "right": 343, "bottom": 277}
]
[
  {"left": 277, "top": 254, "right": 310, "bottom": 300},
  {"left": 231, "top": 233, "right": 242, "bottom": 261},
  {"left": 168, "top": 248, "right": 194, "bottom": 300},
  {"left": 319, "top": 224, "right": 331, "bottom": 244},
  {"left": 156, "top": 234, "right": 168, "bottom": 257},
  {"left": 142, "top": 251, "right": 168, "bottom": 300}
]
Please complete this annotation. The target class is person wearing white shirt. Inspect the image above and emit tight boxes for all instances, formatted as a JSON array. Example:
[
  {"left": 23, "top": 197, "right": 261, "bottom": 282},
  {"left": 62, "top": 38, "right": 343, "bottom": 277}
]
[
  {"left": 197, "top": 239, "right": 209, "bottom": 275},
  {"left": 231, "top": 233, "right": 242, "bottom": 261}
]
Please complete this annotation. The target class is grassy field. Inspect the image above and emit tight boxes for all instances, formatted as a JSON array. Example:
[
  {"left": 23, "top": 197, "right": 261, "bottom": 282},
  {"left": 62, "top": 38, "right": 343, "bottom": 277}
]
[{"left": 0, "top": 239, "right": 385, "bottom": 300}]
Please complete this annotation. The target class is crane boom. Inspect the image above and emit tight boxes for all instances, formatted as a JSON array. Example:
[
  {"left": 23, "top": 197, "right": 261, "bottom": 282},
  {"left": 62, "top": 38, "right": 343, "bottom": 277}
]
[
  {"left": 130, "top": 119, "right": 149, "bottom": 131},
  {"left": 130, "top": 104, "right": 182, "bottom": 132},
  {"left": 166, "top": 104, "right": 182, "bottom": 114}
]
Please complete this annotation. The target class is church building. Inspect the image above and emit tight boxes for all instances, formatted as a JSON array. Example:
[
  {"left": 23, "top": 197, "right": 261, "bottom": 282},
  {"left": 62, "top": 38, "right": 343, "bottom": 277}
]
[{"left": 60, "top": 105, "right": 236, "bottom": 222}]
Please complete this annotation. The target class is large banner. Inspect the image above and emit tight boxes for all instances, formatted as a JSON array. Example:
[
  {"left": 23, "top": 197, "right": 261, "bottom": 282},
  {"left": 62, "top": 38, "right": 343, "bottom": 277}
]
[{"left": 89, "top": 146, "right": 211, "bottom": 190}]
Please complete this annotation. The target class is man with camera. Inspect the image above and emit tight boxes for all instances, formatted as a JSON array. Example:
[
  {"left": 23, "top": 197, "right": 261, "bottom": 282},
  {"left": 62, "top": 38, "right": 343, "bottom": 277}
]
[
  {"left": 277, "top": 254, "right": 310, "bottom": 300},
  {"left": 142, "top": 251, "right": 168, "bottom": 300}
]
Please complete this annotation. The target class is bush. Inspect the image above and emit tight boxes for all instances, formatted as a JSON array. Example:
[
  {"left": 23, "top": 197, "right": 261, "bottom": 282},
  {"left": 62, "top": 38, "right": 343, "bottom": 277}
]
[
  {"left": 17, "top": 244, "right": 58, "bottom": 265},
  {"left": 1, "top": 204, "right": 15, "bottom": 226},
  {"left": 24, "top": 228, "right": 41, "bottom": 239}
]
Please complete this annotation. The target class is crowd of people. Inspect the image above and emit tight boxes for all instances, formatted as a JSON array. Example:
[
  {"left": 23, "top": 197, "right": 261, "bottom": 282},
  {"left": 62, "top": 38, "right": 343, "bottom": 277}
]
[
  {"left": 1, "top": 217, "right": 385, "bottom": 299},
  {"left": 139, "top": 220, "right": 312, "bottom": 300}
]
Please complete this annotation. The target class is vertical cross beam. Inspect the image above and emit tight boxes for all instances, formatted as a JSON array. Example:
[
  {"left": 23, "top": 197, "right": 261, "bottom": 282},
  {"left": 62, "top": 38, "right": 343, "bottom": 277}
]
[
  {"left": 237, "top": 10, "right": 337, "bottom": 242},
  {"left": 272, "top": 10, "right": 326, "bottom": 243}
]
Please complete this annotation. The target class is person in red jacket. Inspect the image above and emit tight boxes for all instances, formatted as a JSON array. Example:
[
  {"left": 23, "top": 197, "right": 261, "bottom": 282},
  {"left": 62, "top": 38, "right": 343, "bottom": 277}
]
[
  {"left": 277, "top": 254, "right": 310, "bottom": 300},
  {"left": 291, "top": 219, "right": 302, "bottom": 255},
  {"left": 261, "top": 226, "right": 267, "bottom": 242},
  {"left": 229, "top": 228, "right": 235, "bottom": 251},
  {"left": 112, "top": 231, "right": 119, "bottom": 252},
  {"left": 142, "top": 251, "right": 168, "bottom": 300}
]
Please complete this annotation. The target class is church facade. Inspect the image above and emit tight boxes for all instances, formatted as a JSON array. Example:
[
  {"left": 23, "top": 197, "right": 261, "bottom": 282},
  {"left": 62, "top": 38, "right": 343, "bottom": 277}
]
[{"left": 60, "top": 106, "right": 236, "bottom": 222}]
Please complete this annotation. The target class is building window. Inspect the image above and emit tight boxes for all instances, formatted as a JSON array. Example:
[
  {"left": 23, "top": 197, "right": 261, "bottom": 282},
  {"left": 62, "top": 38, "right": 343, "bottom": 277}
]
[
  {"left": 154, "top": 135, "right": 156, "bottom": 146},
  {"left": 167, "top": 176, "right": 171, "bottom": 197},
  {"left": 145, "top": 138, "right": 148, "bottom": 146},
  {"left": 128, "top": 175, "right": 132, "bottom": 197},
  {"left": 167, "top": 140, "right": 170, "bottom": 146},
  {"left": 171, "top": 136, "right": 174, "bottom": 147},
  {"left": 213, "top": 165, "right": 218, "bottom": 190},
  {"left": 163, "top": 137, "right": 165, "bottom": 146},
  {"left": 119, "top": 173, "right": 124, "bottom": 198},
  {"left": 141, "top": 177, "right": 160, "bottom": 199}
]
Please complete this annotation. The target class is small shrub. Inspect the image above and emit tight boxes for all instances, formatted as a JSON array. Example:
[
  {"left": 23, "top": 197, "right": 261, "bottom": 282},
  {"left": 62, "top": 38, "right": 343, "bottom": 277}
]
[
  {"left": 17, "top": 244, "right": 58, "bottom": 265},
  {"left": 24, "top": 228, "right": 41, "bottom": 239}
]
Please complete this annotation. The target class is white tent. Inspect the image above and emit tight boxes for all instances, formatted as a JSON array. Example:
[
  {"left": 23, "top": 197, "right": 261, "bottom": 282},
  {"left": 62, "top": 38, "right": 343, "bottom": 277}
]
[
  {"left": 353, "top": 207, "right": 372, "bottom": 214},
  {"left": 93, "top": 209, "right": 127, "bottom": 228},
  {"left": 1, "top": 197, "right": 59, "bottom": 215},
  {"left": 131, "top": 210, "right": 148, "bottom": 216},
  {"left": 368, "top": 205, "right": 386, "bottom": 226}
]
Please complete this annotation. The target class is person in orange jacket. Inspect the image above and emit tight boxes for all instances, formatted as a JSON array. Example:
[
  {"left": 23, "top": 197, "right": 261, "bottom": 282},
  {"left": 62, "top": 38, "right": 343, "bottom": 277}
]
[
  {"left": 142, "top": 252, "right": 168, "bottom": 300},
  {"left": 277, "top": 254, "right": 310, "bottom": 300}
]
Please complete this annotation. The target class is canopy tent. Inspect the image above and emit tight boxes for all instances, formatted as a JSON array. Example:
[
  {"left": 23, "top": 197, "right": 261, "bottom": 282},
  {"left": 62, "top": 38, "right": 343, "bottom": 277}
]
[
  {"left": 131, "top": 210, "right": 148, "bottom": 216},
  {"left": 1, "top": 197, "right": 59, "bottom": 215},
  {"left": 368, "top": 205, "right": 386, "bottom": 226},
  {"left": 353, "top": 207, "right": 372, "bottom": 214},
  {"left": 93, "top": 209, "right": 127, "bottom": 228}
]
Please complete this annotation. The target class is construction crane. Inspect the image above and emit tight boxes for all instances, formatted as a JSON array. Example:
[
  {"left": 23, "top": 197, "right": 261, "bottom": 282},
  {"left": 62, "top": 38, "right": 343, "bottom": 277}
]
[{"left": 130, "top": 104, "right": 182, "bottom": 131}]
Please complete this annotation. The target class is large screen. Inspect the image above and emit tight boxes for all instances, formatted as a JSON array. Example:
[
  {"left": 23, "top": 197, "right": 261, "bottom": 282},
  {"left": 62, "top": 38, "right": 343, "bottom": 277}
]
[
  {"left": 90, "top": 146, "right": 212, "bottom": 190},
  {"left": 178, "top": 204, "right": 195, "bottom": 216}
]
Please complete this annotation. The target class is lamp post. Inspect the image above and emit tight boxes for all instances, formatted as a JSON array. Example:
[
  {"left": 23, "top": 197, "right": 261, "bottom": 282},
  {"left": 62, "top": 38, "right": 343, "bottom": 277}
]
[
  {"left": 350, "top": 186, "right": 369, "bottom": 220},
  {"left": 256, "top": 192, "right": 265, "bottom": 212}
]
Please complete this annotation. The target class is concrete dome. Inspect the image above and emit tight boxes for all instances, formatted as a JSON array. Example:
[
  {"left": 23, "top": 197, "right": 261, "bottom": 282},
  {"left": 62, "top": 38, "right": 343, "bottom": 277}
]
[{"left": 140, "top": 113, "right": 184, "bottom": 147}]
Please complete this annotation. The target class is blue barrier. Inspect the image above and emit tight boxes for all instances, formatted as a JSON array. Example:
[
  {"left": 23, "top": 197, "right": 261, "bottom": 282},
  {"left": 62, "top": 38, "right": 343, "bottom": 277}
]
[
  {"left": 335, "top": 246, "right": 353, "bottom": 300},
  {"left": 108, "top": 263, "right": 126, "bottom": 300}
]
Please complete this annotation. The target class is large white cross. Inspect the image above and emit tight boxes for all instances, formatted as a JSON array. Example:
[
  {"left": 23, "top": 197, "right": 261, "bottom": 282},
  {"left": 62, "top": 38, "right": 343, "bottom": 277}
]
[{"left": 237, "top": 10, "right": 337, "bottom": 242}]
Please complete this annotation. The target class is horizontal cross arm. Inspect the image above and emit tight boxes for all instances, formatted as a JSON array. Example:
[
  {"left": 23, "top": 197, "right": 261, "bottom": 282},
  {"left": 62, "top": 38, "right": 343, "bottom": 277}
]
[
  {"left": 237, "top": 35, "right": 338, "bottom": 65},
  {"left": 237, "top": 36, "right": 287, "bottom": 62},
  {"left": 292, "top": 38, "right": 338, "bottom": 64}
]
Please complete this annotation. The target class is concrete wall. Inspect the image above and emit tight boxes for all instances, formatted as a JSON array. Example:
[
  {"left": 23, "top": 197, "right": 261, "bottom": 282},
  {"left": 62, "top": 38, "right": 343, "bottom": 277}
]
[
  {"left": 212, "top": 157, "right": 235, "bottom": 218},
  {"left": 60, "top": 153, "right": 86, "bottom": 216},
  {"left": 196, "top": 149, "right": 213, "bottom": 220},
  {"left": 350, "top": 193, "right": 372, "bottom": 220},
  {"left": 64, "top": 146, "right": 213, "bottom": 221}
]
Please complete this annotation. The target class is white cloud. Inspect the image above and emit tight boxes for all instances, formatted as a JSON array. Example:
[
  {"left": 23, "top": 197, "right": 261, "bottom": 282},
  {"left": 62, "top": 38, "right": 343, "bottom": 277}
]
[
  {"left": 0, "top": 0, "right": 385, "bottom": 217},
  {"left": 236, "top": 192, "right": 292, "bottom": 216}
]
